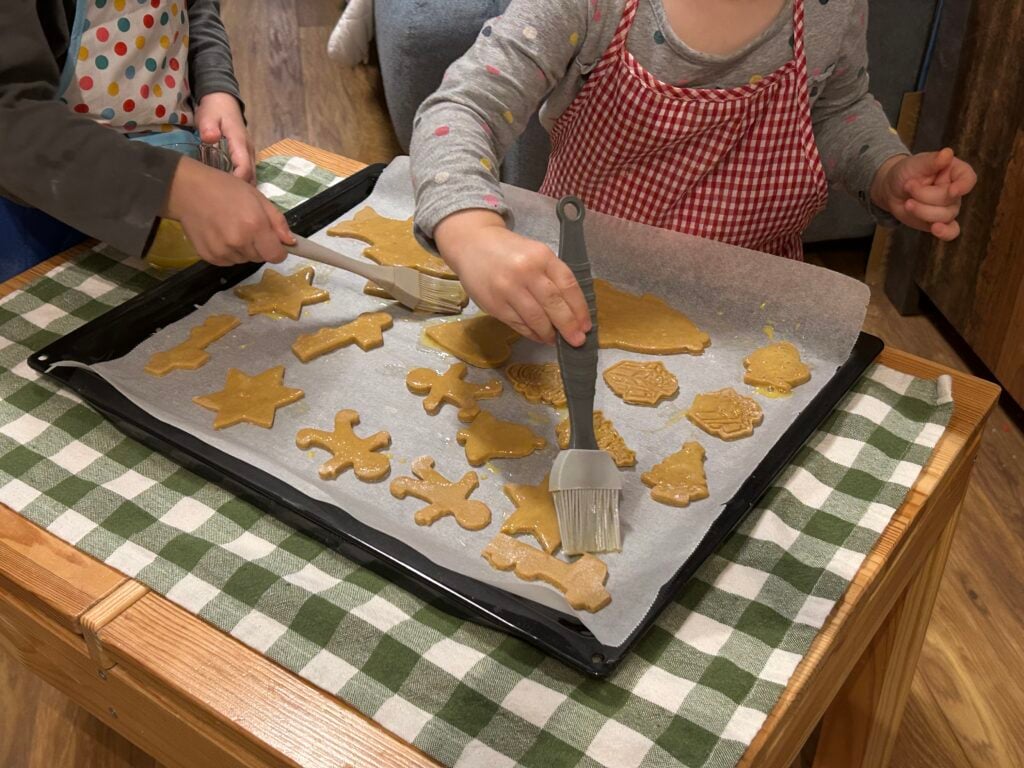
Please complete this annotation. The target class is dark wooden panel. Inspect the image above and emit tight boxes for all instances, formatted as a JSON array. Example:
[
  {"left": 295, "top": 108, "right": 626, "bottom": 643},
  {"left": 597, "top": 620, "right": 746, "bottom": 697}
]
[{"left": 915, "top": 0, "right": 1024, "bottom": 329}]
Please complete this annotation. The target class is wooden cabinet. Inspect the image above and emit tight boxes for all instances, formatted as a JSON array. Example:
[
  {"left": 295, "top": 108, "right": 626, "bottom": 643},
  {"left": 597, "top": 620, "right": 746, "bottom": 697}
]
[{"left": 886, "top": 0, "right": 1024, "bottom": 406}]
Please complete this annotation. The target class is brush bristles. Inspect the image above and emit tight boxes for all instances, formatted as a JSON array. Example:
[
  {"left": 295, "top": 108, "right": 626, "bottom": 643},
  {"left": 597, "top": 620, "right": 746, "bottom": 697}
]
[
  {"left": 554, "top": 489, "right": 621, "bottom": 555},
  {"left": 416, "top": 274, "right": 468, "bottom": 314}
]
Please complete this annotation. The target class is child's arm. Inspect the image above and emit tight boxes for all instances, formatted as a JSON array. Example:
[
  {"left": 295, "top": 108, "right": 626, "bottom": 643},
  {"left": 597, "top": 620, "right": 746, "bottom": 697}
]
[
  {"left": 812, "top": 0, "right": 975, "bottom": 240},
  {"left": 410, "top": 0, "right": 601, "bottom": 345},
  {"left": 188, "top": 0, "right": 254, "bottom": 182},
  {"left": 0, "top": 4, "right": 290, "bottom": 265}
]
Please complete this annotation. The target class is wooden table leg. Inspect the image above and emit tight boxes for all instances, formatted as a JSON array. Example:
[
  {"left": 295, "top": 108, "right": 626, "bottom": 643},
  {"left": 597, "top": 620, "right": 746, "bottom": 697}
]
[{"left": 812, "top": 498, "right": 965, "bottom": 768}]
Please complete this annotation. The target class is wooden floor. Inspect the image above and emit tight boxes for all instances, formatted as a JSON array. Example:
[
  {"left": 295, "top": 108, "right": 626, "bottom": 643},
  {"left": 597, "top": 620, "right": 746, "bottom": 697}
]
[{"left": 4, "top": 1, "right": 1022, "bottom": 766}]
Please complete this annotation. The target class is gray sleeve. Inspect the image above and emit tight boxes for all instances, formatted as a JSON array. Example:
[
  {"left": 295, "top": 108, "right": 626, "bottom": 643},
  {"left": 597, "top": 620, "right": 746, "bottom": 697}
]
[
  {"left": 0, "top": 3, "right": 181, "bottom": 257},
  {"left": 186, "top": 0, "right": 242, "bottom": 107},
  {"left": 811, "top": 0, "right": 908, "bottom": 217},
  {"left": 410, "top": 0, "right": 595, "bottom": 236}
]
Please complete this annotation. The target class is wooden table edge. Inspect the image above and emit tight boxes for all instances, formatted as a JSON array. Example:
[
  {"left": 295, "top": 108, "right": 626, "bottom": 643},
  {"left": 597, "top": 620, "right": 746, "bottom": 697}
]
[{"left": 0, "top": 139, "right": 1002, "bottom": 768}]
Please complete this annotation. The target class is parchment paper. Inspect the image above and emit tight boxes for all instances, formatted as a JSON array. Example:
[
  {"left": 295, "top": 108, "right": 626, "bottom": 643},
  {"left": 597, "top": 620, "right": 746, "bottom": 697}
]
[{"left": 82, "top": 157, "right": 869, "bottom": 646}]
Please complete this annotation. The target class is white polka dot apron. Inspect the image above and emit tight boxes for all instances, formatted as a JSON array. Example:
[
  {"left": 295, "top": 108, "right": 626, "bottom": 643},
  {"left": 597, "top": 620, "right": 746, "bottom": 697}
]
[
  {"left": 57, "top": 0, "right": 195, "bottom": 146},
  {"left": 539, "top": 0, "right": 829, "bottom": 260}
]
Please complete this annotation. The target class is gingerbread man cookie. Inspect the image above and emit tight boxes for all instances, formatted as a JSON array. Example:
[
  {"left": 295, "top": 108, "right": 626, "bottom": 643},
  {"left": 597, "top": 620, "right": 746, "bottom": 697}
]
[
  {"left": 505, "top": 362, "right": 566, "bottom": 408},
  {"left": 556, "top": 411, "right": 636, "bottom": 468},
  {"left": 501, "top": 475, "right": 560, "bottom": 554},
  {"left": 456, "top": 411, "right": 547, "bottom": 466},
  {"left": 641, "top": 441, "right": 709, "bottom": 508},
  {"left": 743, "top": 341, "right": 811, "bottom": 394},
  {"left": 295, "top": 410, "right": 391, "bottom": 482},
  {"left": 390, "top": 456, "right": 491, "bottom": 530},
  {"left": 687, "top": 387, "right": 764, "bottom": 440},
  {"left": 144, "top": 315, "right": 239, "bottom": 376},
  {"left": 603, "top": 360, "right": 679, "bottom": 405},
  {"left": 424, "top": 314, "right": 520, "bottom": 368},
  {"left": 234, "top": 266, "right": 329, "bottom": 320},
  {"left": 327, "top": 206, "right": 455, "bottom": 279},
  {"left": 595, "top": 279, "right": 710, "bottom": 354},
  {"left": 292, "top": 312, "right": 394, "bottom": 363},
  {"left": 193, "top": 366, "right": 304, "bottom": 430},
  {"left": 406, "top": 363, "right": 503, "bottom": 422},
  {"left": 482, "top": 534, "right": 612, "bottom": 613}
]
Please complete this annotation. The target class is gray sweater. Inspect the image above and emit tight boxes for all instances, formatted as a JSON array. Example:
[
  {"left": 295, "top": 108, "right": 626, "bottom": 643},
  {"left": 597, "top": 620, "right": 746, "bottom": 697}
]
[
  {"left": 411, "top": 0, "right": 908, "bottom": 236},
  {"left": 0, "top": 0, "right": 241, "bottom": 257}
]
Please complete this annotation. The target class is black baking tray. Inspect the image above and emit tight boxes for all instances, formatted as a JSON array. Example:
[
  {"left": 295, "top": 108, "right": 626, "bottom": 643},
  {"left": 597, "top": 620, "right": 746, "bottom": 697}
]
[{"left": 29, "top": 163, "right": 883, "bottom": 677}]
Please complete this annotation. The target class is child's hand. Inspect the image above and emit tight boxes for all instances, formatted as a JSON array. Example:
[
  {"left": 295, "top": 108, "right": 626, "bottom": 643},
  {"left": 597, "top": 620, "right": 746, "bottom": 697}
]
[
  {"left": 195, "top": 92, "right": 257, "bottom": 183},
  {"left": 163, "top": 157, "right": 294, "bottom": 266},
  {"left": 435, "top": 210, "right": 591, "bottom": 346},
  {"left": 871, "top": 148, "right": 977, "bottom": 241}
]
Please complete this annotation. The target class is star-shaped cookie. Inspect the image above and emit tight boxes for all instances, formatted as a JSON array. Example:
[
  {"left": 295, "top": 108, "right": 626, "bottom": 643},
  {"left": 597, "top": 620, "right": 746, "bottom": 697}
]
[
  {"left": 234, "top": 266, "right": 330, "bottom": 320},
  {"left": 193, "top": 366, "right": 304, "bottom": 429}
]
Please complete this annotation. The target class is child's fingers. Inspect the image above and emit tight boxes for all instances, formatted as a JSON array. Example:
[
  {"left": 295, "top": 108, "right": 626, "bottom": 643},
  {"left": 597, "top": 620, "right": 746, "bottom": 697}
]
[
  {"left": 222, "top": 123, "right": 255, "bottom": 182},
  {"left": 259, "top": 196, "right": 295, "bottom": 245},
  {"left": 545, "top": 259, "right": 592, "bottom": 333},
  {"left": 907, "top": 180, "right": 959, "bottom": 206},
  {"left": 931, "top": 220, "right": 961, "bottom": 241},
  {"left": 904, "top": 198, "right": 960, "bottom": 224},
  {"left": 509, "top": 290, "right": 556, "bottom": 345},
  {"left": 529, "top": 277, "right": 585, "bottom": 347},
  {"left": 948, "top": 160, "right": 978, "bottom": 197}
]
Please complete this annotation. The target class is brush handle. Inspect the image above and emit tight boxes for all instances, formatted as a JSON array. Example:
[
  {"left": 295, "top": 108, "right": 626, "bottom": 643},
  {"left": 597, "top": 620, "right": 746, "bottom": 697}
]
[
  {"left": 289, "top": 235, "right": 386, "bottom": 284},
  {"left": 554, "top": 197, "right": 599, "bottom": 450}
]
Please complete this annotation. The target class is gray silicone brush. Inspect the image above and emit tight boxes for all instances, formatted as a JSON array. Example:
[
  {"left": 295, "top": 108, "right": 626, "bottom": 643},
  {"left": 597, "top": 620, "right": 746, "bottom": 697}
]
[{"left": 549, "top": 197, "right": 622, "bottom": 555}]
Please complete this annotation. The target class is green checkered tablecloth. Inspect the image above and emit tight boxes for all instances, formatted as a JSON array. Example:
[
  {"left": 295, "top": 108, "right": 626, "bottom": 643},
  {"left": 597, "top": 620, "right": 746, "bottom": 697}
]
[{"left": 0, "top": 156, "right": 953, "bottom": 768}]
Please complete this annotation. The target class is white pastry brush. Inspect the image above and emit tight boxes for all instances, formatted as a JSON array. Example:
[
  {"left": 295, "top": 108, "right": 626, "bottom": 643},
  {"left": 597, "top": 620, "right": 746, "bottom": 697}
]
[
  {"left": 549, "top": 197, "right": 622, "bottom": 555},
  {"left": 289, "top": 235, "right": 467, "bottom": 314}
]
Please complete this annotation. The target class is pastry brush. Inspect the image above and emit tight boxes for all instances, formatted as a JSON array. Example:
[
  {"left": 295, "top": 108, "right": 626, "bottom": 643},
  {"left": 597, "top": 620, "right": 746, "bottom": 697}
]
[
  {"left": 289, "top": 235, "right": 467, "bottom": 314},
  {"left": 549, "top": 197, "right": 622, "bottom": 555}
]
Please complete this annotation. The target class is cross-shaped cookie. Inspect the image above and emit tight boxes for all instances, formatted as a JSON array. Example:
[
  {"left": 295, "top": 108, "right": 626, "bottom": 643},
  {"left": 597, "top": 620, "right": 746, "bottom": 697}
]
[{"left": 292, "top": 311, "right": 394, "bottom": 362}]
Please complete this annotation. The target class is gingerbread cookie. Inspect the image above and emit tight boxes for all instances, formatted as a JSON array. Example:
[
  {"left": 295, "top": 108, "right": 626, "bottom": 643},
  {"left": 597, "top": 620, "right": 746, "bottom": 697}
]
[
  {"left": 406, "top": 363, "right": 502, "bottom": 422},
  {"left": 603, "top": 360, "right": 679, "bottom": 405},
  {"left": 456, "top": 411, "right": 547, "bottom": 466},
  {"left": 144, "top": 315, "right": 239, "bottom": 376},
  {"left": 234, "top": 266, "right": 329, "bottom": 320},
  {"left": 505, "top": 362, "right": 566, "bottom": 408},
  {"left": 292, "top": 312, "right": 394, "bottom": 363},
  {"left": 363, "top": 280, "right": 394, "bottom": 299},
  {"left": 501, "top": 475, "right": 560, "bottom": 554},
  {"left": 327, "top": 206, "right": 455, "bottom": 279},
  {"left": 595, "top": 279, "right": 710, "bottom": 354},
  {"left": 556, "top": 411, "right": 636, "bottom": 468},
  {"left": 482, "top": 534, "right": 611, "bottom": 613},
  {"left": 642, "top": 442, "right": 709, "bottom": 508},
  {"left": 296, "top": 410, "right": 391, "bottom": 482},
  {"left": 193, "top": 366, "right": 304, "bottom": 429},
  {"left": 424, "top": 314, "right": 520, "bottom": 368},
  {"left": 744, "top": 341, "right": 811, "bottom": 394},
  {"left": 687, "top": 387, "right": 764, "bottom": 440},
  {"left": 390, "top": 456, "right": 491, "bottom": 530}
]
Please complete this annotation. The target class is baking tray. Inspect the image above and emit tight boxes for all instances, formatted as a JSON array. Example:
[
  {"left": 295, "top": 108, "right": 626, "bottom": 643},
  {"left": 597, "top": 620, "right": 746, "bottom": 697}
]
[{"left": 29, "top": 164, "right": 883, "bottom": 676}]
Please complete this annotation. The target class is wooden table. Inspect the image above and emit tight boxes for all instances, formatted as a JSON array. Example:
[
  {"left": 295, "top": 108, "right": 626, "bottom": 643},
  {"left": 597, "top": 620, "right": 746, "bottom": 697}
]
[{"left": 0, "top": 140, "right": 1001, "bottom": 768}]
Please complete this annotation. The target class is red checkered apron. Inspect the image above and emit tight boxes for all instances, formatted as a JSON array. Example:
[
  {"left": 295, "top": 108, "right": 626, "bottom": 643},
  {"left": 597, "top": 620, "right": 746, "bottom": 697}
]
[{"left": 539, "top": 0, "right": 828, "bottom": 260}]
